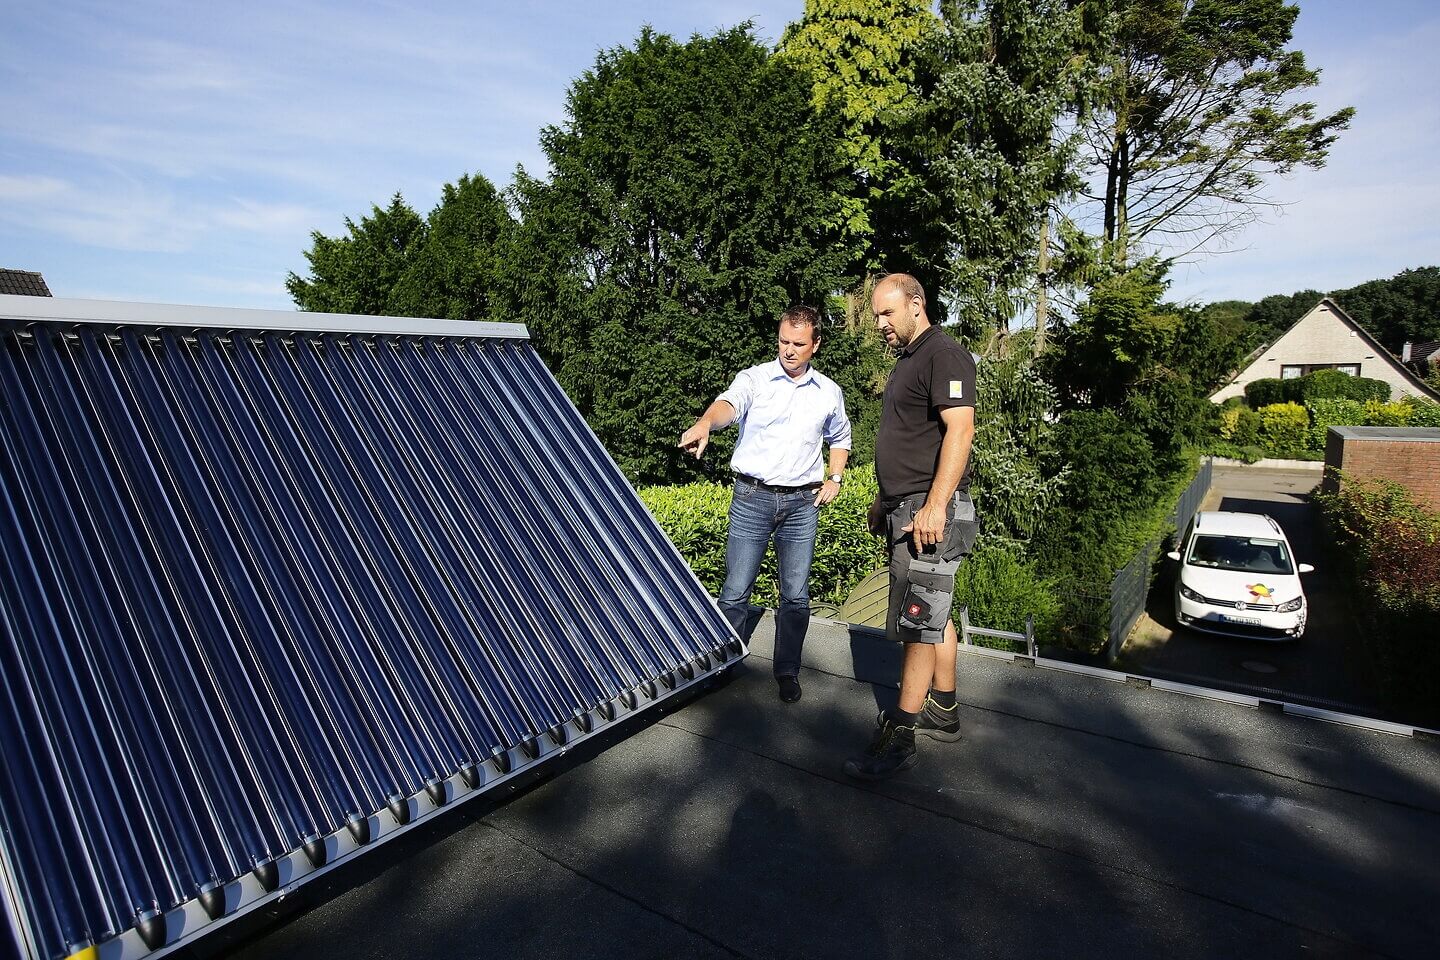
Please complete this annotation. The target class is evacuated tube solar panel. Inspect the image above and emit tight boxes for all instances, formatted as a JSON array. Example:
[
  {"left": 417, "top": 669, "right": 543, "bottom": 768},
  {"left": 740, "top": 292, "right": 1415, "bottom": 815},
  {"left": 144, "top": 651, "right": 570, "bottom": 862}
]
[{"left": 0, "top": 298, "right": 742, "bottom": 960}]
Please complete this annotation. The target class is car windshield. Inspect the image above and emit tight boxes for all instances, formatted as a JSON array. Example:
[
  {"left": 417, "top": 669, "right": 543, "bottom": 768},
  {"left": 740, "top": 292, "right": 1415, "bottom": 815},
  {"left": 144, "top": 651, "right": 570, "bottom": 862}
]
[{"left": 1187, "top": 534, "right": 1293, "bottom": 574}]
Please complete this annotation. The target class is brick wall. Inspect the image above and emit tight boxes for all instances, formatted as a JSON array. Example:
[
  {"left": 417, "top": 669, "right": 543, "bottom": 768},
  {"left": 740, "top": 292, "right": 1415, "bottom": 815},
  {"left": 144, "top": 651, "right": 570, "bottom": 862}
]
[{"left": 1325, "top": 434, "right": 1440, "bottom": 510}]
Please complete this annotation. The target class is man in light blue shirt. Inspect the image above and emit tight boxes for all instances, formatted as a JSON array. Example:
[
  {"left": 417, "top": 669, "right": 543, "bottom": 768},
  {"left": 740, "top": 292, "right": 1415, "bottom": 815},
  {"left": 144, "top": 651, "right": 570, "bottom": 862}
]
[{"left": 679, "top": 305, "right": 852, "bottom": 703}]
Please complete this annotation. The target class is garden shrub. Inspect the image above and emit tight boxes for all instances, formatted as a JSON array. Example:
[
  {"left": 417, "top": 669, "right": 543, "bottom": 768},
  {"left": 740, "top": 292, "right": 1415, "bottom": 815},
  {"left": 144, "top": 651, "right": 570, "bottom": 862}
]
[
  {"left": 1213, "top": 403, "right": 1259, "bottom": 450},
  {"left": 638, "top": 464, "right": 886, "bottom": 607},
  {"left": 1232, "top": 405, "right": 1261, "bottom": 445},
  {"left": 1399, "top": 398, "right": 1440, "bottom": 428},
  {"left": 1216, "top": 404, "right": 1243, "bottom": 440},
  {"left": 954, "top": 538, "right": 1061, "bottom": 650},
  {"left": 1315, "top": 476, "right": 1440, "bottom": 723},
  {"left": 1363, "top": 399, "right": 1414, "bottom": 427},
  {"left": 1257, "top": 401, "right": 1308, "bottom": 454},
  {"left": 1346, "top": 375, "right": 1391, "bottom": 403},
  {"left": 1305, "top": 398, "right": 1365, "bottom": 450},
  {"left": 1205, "top": 441, "right": 1266, "bottom": 463},
  {"left": 1317, "top": 475, "right": 1440, "bottom": 612},
  {"left": 1244, "top": 378, "right": 1285, "bottom": 407}
]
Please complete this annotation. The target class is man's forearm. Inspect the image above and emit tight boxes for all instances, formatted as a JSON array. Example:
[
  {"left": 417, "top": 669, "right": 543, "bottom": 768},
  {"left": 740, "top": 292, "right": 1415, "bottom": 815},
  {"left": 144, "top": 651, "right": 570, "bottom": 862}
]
[
  {"left": 827, "top": 448, "right": 850, "bottom": 476},
  {"left": 925, "top": 421, "right": 973, "bottom": 510},
  {"left": 699, "top": 399, "right": 737, "bottom": 431}
]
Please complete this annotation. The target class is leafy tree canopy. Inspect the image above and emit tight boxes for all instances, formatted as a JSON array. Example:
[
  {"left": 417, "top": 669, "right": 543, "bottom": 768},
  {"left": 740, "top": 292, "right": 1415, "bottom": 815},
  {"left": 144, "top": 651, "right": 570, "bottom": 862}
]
[
  {"left": 778, "top": 0, "right": 940, "bottom": 268},
  {"left": 1083, "top": 0, "right": 1354, "bottom": 262},
  {"left": 511, "top": 26, "right": 873, "bottom": 483},
  {"left": 1208, "top": 266, "right": 1440, "bottom": 357},
  {"left": 288, "top": 194, "right": 426, "bottom": 315}
]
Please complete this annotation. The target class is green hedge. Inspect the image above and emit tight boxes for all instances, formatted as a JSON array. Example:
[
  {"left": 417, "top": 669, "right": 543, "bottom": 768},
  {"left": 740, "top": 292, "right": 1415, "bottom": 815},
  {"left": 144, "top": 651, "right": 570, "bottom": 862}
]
[
  {"left": 955, "top": 538, "right": 1060, "bottom": 649},
  {"left": 1245, "top": 378, "right": 1286, "bottom": 407},
  {"left": 637, "top": 464, "right": 886, "bottom": 607},
  {"left": 639, "top": 464, "right": 1066, "bottom": 646},
  {"left": 1306, "top": 398, "right": 1366, "bottom": 449},
  {"left": 1291, "top": 369, "right": 1389, "bottom": 402},
  {"left": 1211, "top": 396, "right": 1439, "bottom": 456},
  {"left": 1315, "top": 476, "right": 1440, "bottom": 724},
  {"left": 1257, "top": 401, "right": 1308, "bottom": 454},
  {"left": 1246, "top": 371, "right": 1390, "bottom": 408},
  {"left": 1408, "top": 400, "right": 1440, "bottom": 427}
]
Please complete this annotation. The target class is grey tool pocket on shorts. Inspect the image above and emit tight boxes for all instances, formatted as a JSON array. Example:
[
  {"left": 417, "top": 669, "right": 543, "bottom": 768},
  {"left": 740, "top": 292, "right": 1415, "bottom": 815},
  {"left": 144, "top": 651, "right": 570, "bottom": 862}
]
[
  {"left": 946, "top": 495, "right": 979, "bottom": 560},
  {"left": 898, "top": 557, "right": 958, "bottom": 631}
]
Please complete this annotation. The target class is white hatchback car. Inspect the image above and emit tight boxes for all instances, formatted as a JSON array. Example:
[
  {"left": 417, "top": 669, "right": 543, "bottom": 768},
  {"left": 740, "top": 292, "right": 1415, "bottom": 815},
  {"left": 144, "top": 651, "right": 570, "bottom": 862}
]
[{"left": 1168, "top": 511, "right": 1314, "bottom": 640}]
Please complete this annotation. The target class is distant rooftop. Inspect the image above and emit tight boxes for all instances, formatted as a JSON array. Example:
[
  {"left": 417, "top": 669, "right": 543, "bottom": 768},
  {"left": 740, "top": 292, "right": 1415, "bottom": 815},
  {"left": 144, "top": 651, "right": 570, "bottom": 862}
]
[
  {"left": 0, "top": 268, "right": 51, "bottom": 297},
  {"left": 1331, "top": 425, "right": 1440, "bottom": 442}
]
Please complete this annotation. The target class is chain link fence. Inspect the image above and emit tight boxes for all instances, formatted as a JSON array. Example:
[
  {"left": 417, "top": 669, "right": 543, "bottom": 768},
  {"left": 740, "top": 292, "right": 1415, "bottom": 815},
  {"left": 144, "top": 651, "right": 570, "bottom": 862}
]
[{"left": 1106, "top": 457, "right": 1214, "bottom": 660}]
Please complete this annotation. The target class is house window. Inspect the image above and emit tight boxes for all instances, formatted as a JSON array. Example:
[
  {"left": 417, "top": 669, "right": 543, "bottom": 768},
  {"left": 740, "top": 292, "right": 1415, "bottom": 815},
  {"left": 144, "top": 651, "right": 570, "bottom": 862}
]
[
  {"left": 1337, "top": 364, "right": 1360, "bottom": 376},
  {"left": 1281, "top": 365, "right": 1304, "bottom": 379}
]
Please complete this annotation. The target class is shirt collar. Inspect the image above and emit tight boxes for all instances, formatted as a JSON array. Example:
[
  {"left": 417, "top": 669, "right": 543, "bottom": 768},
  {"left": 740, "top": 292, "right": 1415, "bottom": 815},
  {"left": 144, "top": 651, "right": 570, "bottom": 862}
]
[
  {"left": 901, "top": 325, "right": 938, "bottom": 357},
  {"left": 769, "top": 358, "right": 818, "bottom": 386}
]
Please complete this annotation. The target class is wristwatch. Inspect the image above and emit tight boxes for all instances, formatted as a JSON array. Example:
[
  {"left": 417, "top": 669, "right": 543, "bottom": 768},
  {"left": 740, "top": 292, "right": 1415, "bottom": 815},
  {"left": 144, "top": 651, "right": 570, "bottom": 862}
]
[{"left": 827, "top": 473, "right": 843, "bottom": 485}]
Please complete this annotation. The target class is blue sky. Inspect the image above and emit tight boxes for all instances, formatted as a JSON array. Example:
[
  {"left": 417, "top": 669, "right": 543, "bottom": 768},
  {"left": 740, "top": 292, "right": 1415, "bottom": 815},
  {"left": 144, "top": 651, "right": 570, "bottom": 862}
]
[{"left": 1, "top": 1, "right": 1435, "bottom": 312}]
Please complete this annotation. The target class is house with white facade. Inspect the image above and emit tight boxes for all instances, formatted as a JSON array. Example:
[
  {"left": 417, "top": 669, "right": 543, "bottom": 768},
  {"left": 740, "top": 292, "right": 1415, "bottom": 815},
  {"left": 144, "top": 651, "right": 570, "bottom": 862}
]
[{"left": 1209, "top": 297, "right": 1440, "bottom": 403}]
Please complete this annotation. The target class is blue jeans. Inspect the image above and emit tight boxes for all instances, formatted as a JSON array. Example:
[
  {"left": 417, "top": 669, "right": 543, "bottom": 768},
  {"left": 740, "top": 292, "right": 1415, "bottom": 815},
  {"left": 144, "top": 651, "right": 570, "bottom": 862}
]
[{"left": 718, "top": 480, "right": 818, "bottom": 679}]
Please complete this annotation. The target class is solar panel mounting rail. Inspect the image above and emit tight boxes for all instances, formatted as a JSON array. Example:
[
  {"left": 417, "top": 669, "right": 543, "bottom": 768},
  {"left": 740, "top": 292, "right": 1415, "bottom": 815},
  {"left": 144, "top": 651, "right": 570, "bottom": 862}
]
[{"left": 0, "top": 295, "right": 743, "bottom": 960}]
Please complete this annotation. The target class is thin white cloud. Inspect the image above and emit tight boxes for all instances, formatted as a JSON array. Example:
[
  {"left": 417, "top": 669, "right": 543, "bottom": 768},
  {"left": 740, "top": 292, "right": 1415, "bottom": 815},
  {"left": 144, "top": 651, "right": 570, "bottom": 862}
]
[{"left": 0, "top": 175, "right": 69, "bottom": 200}]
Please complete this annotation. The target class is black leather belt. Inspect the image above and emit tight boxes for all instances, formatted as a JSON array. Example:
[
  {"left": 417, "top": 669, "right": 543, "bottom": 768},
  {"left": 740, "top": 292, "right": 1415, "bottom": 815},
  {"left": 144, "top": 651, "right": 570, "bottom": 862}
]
[{"left": 734, "top": 472, "right": 822, "bottom": 494}]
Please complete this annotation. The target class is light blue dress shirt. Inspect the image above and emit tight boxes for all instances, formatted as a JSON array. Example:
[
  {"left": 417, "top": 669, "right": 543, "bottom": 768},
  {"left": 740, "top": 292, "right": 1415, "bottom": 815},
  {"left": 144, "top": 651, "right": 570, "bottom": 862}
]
[{"left": 717, "top": 360, "right": 852, "bottom": 486}]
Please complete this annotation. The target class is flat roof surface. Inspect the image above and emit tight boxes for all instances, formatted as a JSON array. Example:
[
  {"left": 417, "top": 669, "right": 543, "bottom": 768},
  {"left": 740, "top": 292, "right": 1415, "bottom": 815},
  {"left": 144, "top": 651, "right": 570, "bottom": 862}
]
[
  {"left": 1331, "top": 425, "right": 1440, "bottom": 442},
  {"left": 217, "top": 616, "right": 1440, "bottom": 960}
]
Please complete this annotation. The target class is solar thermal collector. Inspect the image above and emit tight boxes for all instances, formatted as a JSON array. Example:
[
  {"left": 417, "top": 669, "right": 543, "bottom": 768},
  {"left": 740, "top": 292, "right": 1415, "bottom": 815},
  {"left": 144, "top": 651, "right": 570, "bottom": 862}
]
[{"left": 0, "top": 295, "right": 741, "bottom": 960}]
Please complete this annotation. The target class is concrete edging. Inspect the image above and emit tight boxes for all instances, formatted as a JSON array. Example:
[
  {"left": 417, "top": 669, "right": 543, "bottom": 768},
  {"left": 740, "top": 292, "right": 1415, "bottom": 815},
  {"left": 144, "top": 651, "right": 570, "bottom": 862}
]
[{"left": 1211, "top": 457, "right": 1326, "bottom": 470}]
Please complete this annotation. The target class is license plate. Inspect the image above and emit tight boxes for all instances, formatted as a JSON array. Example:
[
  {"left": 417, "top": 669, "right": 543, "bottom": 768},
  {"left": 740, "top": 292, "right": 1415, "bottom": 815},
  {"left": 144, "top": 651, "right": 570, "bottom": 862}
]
[{"left": 1221, "top": 614, "right": 1261, "bottom": 625}]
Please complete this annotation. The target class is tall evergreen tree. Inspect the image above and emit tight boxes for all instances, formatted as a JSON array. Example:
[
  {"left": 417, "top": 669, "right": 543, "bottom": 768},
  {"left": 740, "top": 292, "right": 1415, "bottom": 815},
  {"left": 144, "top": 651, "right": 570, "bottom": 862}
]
[
  {"left": 885, "top": 0, "right": 1094, "bottom": 339},
  {"left": 288, "top": 173, "right": 514, "bottom": 321},
  {"left": 287, "top": 194, "right": 426, "bottom": 315},
  {"left": 388, "top": 174, "right": 515, "bottom": 321},
  {"left": 511, "top": 27, "right": 866, "bottom": 483}
]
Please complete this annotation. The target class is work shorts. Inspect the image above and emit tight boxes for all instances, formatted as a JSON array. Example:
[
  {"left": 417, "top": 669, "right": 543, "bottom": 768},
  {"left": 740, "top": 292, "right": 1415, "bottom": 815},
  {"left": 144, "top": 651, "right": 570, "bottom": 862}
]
[{"left": 885, "top": 492, "right": 979, "bottom": 644}]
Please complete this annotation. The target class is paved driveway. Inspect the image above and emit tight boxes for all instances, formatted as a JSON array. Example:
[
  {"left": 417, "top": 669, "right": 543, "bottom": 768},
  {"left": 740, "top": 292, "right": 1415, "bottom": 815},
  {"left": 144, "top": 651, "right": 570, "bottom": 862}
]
[{"left": 1117, "top": 465, "right": 1391, "bottom": 718}]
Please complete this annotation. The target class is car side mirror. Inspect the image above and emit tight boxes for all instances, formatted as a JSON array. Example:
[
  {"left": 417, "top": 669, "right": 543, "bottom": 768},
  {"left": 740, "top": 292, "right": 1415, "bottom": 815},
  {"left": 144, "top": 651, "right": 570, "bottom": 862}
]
[
  {"left": 1298, "top": 563, "right": 1314, "bottom": 574},
  {"left": 1166, "top": 551, "right": 1181, "bottom": 562}
]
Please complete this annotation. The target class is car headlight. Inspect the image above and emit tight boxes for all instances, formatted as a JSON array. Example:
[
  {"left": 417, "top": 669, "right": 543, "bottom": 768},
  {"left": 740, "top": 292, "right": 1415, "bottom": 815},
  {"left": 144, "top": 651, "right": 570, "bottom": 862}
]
[
  {"left": 1276, "top": 596, "right": 1304, "bottom": 613},
  {"left": 1179, "top": 584, "right": 1206, "bottom": 603}
]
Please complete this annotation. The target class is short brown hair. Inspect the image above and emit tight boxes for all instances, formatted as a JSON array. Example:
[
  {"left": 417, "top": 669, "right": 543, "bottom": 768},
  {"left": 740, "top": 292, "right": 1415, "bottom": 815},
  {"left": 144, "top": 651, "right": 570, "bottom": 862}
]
[
  {"left": 878, "top": 273, "right": 926, "bottom": 308},
  {"left": 780, "top": 304, "right": 822, "bottom": 338}
]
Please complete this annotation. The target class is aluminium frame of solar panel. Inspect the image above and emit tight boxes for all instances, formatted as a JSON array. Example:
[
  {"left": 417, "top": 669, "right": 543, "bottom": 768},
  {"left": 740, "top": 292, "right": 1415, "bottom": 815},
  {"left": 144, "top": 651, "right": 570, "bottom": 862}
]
[{"left": 0, "top": 296, "right": 743, "bottom": 960}]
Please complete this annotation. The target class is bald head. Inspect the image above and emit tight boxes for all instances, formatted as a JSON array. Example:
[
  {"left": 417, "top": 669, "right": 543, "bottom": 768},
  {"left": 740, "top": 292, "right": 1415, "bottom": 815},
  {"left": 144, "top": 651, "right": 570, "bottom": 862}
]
[
  {"left": 876, "top": 273, "right": 926, "bottom": 308},
  {"left": 871, "top": 272, "right": 930, "bottom": 348}
]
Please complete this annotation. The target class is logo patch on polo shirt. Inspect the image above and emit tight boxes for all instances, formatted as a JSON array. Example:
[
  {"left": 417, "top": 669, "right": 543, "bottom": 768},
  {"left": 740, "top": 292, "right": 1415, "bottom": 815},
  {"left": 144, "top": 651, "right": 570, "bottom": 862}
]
[{"left": 949, "top": 380, "right": 964, "bottom": 399}]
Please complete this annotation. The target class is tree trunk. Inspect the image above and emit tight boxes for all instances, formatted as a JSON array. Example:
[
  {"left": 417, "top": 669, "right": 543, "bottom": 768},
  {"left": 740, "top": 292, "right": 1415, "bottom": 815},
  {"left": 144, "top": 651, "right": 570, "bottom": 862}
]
[
  {"left": 1104, "top": 135, "right": 1120, "bottom": 247},
  {"left": 1033, "top": 217, "right": 1049, "bottom": 357},
  {"left": 1115, "top": 130, "right": 1130, "bottom": 266}
]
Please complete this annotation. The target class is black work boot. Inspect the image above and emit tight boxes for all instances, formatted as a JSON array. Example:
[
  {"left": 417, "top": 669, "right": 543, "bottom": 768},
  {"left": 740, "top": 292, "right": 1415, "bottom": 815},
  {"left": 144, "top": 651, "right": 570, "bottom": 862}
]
[
  {"left": 916, "top": 694, "right": 962, "bottom": 742},
  {"left": 843, "top": 713, "right": 917, "bottom": 780}
]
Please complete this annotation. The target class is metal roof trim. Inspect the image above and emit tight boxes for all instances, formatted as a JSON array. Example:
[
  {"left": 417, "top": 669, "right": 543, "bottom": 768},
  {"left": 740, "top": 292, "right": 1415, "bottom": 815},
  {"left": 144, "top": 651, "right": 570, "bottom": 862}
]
[{"left": 0, "top": 294, "right": 529, "bottom": 340}]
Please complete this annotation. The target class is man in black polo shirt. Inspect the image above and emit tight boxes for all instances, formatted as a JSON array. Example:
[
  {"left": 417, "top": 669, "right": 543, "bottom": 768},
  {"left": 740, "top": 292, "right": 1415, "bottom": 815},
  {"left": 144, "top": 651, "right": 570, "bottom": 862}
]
[{"left": 845, "top": 273, "right": 978, "bottom": 780}]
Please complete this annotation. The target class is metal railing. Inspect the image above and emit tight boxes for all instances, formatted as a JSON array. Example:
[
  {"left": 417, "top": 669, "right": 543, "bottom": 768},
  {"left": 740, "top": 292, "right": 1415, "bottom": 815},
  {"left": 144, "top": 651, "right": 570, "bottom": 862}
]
[{"left": 1106, "top": 457, "right": 1214, "bottom": 660}]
